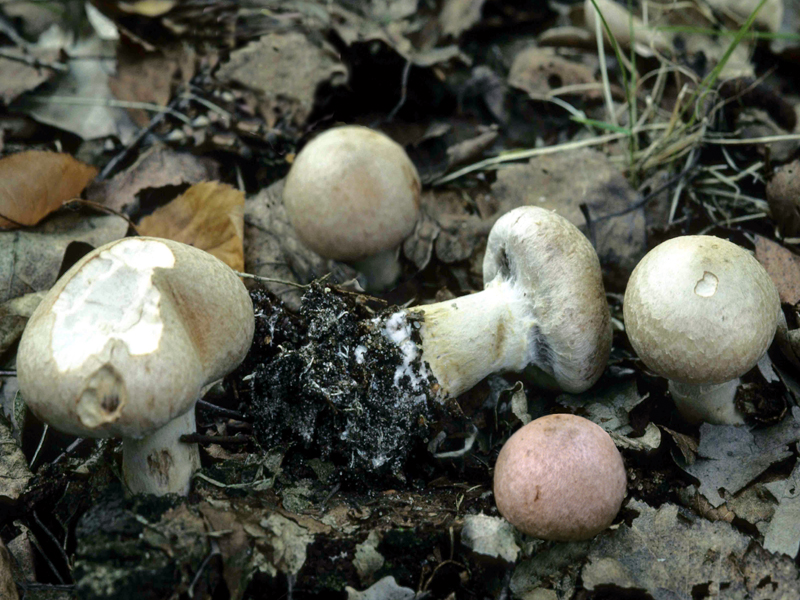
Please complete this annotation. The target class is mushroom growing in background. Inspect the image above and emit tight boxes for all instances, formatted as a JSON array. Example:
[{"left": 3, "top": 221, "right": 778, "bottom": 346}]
[
  {"left": 624, "top": 236, "right": 780, "bottom": 425},
  {"left": 282, "top": 125, "right": 421, "bottom": 292},
  {"left": 402, "top": 205, "right": 612, "bottom": 398},
  {"left": 17, "top": 237, "right": 255, "bottom": 495},
  {"left": 494, "top": 414, "right": 627, "bottom": 541}
]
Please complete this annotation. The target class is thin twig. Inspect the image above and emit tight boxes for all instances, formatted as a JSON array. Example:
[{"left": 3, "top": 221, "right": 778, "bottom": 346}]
[
  {"left": 184, "top": 89, "right": 233, "bottom": 120},
  {"left": 23, "top": 95, "right": 192, "bottom": 124},
  {"left": 179, "top": 433, "right": 252, "bottom": 445},
  {"left": 588, "top": 151, "right": 701, "bottom": 222},
  {"left": 320, "top": 482, "right": 341, "bottom": 511},
  {"left": 703, "top": 133, "right": 800, "bottom": 145},
  {"left": 193, "top": 472, "right": 273, "bottom": 490},
  {"left": 52, "top": 438, "right": 86, "bottom": 465},
  {"left": 234, "top": 271, "right": 309, "bottom": 289},
  {"left": 188, "top": 540, "right": 221, "bottom": 598},
  {"left": 23, "top": 524, "right": 65, "bottom": 585},
  {"left": 0, "top": 13, "right": 30, "bottom": 48},
  {"left": 698, "top": 211, "right": 768, "bottom": 234},
  {"left": 64, "top": 199, "right": 141, "bottom": 234},
  {"left": 433, "top": 133, "right": 626, "bottom": 185},
  {"left": 0, "top": 48, "right": 68, "bottom": 71},
  {"left": 96, "top": 90, "right": 186, "bottom": 182},
  {"left": 196, "top": 400, "right": 245, "bottom": 420},
  {"left": 32, "top": 511, "right": 72, "bottom": 579}
]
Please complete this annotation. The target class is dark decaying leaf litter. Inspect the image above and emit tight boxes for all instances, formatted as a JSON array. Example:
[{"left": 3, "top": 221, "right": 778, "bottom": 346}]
[
  {"left": 243, "top": 284, "right": 438, "bottom": 485},
  {"left": 2, "top": 1, "right": 800, "bottom": 599}
]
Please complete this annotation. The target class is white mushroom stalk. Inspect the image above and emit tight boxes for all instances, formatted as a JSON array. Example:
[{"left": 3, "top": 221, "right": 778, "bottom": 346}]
[
  {"left": 624, "top": 236, "right": 780, "bottom": 425},
  {"left": 17, "top": 237, "right": 255, "bottom": 495},
  {"left": 405, "top": 206, "right": 612, "bottom": 398}
]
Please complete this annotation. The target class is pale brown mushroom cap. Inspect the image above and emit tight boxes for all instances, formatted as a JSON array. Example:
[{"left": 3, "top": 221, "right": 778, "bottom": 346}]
[
  {"left": 493, "top": 414, "right": 627, "bottom": 541},
  {"left": 282, "top": 125, "right": 421, "bottom": 262},
  {"left": 17, "top": 237, "right": 255, "bottom": 439},
  {"left": 623, "top": 236, "right": 780, "bottom": 385}
]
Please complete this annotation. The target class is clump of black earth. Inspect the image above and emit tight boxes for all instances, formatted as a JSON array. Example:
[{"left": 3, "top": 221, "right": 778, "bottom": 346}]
[{"left": 244, "top": 283, "right": 438, "bottom": 485}]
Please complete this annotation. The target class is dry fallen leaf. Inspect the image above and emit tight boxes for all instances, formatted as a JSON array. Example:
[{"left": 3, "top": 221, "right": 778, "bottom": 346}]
[
  {"left": 0, "top": 48, "right": 60, "bottom": 105},
  {"left": 763, "top": 459, "right": 800, "bottom": 558},
  {"left": 0, "top": 292, "right": 45, "bottom": 358},
  {"left": 109, "top": 43, "right": 179, "bottom": 127},
  {"left": 754, "top": 235, "right": 800, "bottom": 305},
  {"left": 216, "top": 32, "right": 348, "bottom": 128},
  {"left": 0, "top": 415, "right": 32, "bottom": 506},
  {"left": 440, "top": 0, "right": 487, "bottom": 38},
  {"left": 508, "top": 47, "right": 597, "bottom": 99},
  {"left": 0, "top": 537, "right": 18, "bottom": 600},
  {"left": 137, "top": 181, "right": 245, "bottom": 271},
  {"left": 0, "top": 151, "right": 97, "bottom": 229},
  {"left": 199, "top": 504, "right": 259, "bottom": 600},
  {"left": 0, "top": 213, "right": 128, "bottom": 305},
  {"left": 582, "top": 499, "right": 750, "bottom": 599},
  {"left": 86, "top": 143, "right": 219, "bottom": 214},
  {"left": 679, "top": 408, "right": 800, "bottom": 507},
  {"left": 18, "top": 36, "right": 139, "bottom": 144}
]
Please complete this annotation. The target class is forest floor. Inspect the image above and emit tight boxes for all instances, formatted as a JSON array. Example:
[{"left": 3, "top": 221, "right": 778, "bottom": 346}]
[{"left": 2, "top": 1, "right": 800, "bottom": 599}]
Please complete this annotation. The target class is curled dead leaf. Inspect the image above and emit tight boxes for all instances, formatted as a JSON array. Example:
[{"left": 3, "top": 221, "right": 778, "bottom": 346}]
[
  {"left": 0, "top": 538, "right": 17, "bottom": 600},
  {"left": 0, "top": 151, "right": 97, "bottom": 229},
  {"left": 136, "top": 181, "right": 245, "bottom": 270}
]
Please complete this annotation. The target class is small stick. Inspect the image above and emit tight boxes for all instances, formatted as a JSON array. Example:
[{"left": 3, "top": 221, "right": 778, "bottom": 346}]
[{"left": 179, "top": 433, "right": 252, "bottom": 445}]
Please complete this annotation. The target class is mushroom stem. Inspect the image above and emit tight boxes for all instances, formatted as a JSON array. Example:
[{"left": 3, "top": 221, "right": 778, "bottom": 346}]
[
  {"left": 668, "top": 379, "right": 744, "bottom": 425},
  {"left": 351, "top": 247, "right": 402, "bottom": 292},
  {"left": 122, "top": 409, "right": 201, "bottom": 495},
  {"left": 411, "top": 280, "right": 535, "bottom": 398}
]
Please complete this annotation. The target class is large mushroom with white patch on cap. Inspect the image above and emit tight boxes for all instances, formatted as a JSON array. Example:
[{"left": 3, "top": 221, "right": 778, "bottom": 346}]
[
  {"left": 383, "top": 206, "right": 612, "bottom": 399},
  {"left": 16, "top": 237, "right": 255, "bottom": 495},
  {"left": 623, "top": 235, "right": 780, "bottom": 425}
]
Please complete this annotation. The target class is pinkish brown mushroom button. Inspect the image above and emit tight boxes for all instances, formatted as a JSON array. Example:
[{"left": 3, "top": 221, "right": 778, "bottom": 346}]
[{"left": 493, "top": 414, "right": 627, "bottom": 541}]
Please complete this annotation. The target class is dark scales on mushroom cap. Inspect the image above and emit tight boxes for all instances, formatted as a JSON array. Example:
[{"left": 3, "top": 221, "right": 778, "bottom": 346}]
[{"left": 245, "top": 283, "right": 437, "bottom": 485}]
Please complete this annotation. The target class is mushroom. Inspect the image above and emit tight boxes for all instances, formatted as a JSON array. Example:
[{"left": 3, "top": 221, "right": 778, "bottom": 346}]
[
  {"left": 766, "top": 158, "right": 800, "bottom": 237},
  {"left": 16, "top": 237, "right": 255, "bottom": 495},
  {"left": 493, "top": 413, "right": 627, "bottom": 541},
  {"left": 282, "top": 125, "right": 421, "bottom": 291},
  {"left": 402, "top": 206, "right": 612, "bottom": 398},
  {"left": 623, "top": 235, "right": 780, "bottom": 425}
]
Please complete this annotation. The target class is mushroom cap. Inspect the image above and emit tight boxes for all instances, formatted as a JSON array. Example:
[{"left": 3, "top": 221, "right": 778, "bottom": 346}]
[
  {"left": 17, "top": 237, "right": 255, "bottom": 439},
  {"left": 282, "top": 125, "right": 421, "bottom": 262},
  {"left": 483, "top": 206, "right": 611, "bottom": 393},
  {"left": 493, "top": 414, "right": 626, "bottom": 541},
  {"left": 623, "top": 235, "right": 780, "bottom": 385},
  {"left": 766, "top": 159, "right": 800, "bottom": 237}
]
